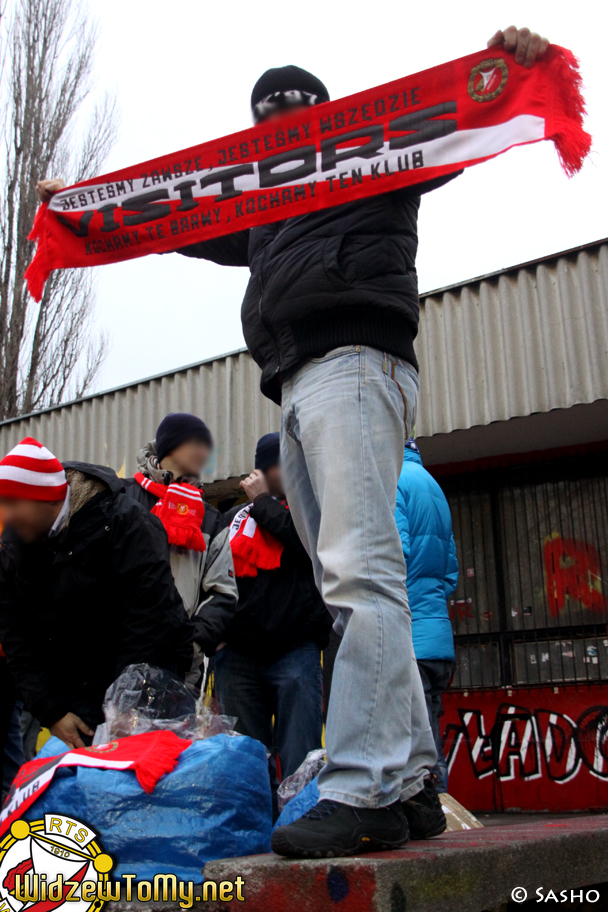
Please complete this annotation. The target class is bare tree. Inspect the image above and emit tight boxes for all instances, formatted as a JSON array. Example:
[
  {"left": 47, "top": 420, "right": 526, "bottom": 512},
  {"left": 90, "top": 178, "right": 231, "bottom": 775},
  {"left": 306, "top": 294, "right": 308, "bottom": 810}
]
[{"left": 0, "top": 0, "right": 118, "bottom": 420}]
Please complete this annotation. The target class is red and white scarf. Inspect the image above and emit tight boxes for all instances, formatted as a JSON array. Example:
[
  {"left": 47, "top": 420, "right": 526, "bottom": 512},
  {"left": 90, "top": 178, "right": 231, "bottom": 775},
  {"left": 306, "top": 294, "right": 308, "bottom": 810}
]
[
  {"left": 229, "top": 504, "right": 284, "bottom": 578},
  {"left": 135, "top": 473, "right": 206, "bottom": 553},
  {"left": 0, "top": 731, "right": 191, "bottom": 837},
  {"left": 24, "top": 46, "right": 590, "bottom": 301}
]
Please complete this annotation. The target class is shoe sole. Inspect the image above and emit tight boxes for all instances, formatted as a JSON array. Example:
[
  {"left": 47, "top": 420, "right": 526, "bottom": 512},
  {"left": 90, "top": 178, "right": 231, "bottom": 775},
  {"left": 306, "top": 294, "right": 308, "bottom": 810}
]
[{"left": 271, "top": 829, "right": 410, "bottom": 859}]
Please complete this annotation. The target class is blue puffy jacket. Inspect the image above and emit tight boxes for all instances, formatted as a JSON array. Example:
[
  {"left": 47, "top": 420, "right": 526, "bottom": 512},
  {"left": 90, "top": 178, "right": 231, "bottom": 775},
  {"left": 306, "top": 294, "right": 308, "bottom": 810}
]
[{"left": 395, "top": 447, "right": 458, "bottom": 661}]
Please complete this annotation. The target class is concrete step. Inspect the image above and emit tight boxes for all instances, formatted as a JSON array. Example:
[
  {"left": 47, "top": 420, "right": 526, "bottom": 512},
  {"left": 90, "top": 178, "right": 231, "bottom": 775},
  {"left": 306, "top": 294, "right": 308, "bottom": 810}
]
[{"left": 200, "top": 815, "right": 608, "bottom": 912}]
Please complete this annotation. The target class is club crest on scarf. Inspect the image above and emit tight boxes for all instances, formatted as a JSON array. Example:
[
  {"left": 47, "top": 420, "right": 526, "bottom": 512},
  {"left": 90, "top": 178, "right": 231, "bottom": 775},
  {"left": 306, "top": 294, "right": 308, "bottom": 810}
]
[
  {"left": 468, "top": 58, "right": 509, "bottom": 102},
  {"left": 229, "top": 504, "right": 284, "bottom": 578},
  {"left": 134, "top": 474, "right": 206, "bottom": 553}
]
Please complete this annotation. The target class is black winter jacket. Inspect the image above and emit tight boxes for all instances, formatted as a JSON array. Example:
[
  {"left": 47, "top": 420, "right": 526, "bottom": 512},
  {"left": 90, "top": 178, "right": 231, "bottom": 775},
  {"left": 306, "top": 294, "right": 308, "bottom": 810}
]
[
  {"left": 222, "top": 495, "right": 332, "bottom": 662},
  {"left": 179, "top": 177, "right": 458, "bottom": 403},
  {"left": 0, "top": 463, "right": 193, "bottom": 728},
  {"left": 123, "top": 474, "right": 238, "bottom": 658}
]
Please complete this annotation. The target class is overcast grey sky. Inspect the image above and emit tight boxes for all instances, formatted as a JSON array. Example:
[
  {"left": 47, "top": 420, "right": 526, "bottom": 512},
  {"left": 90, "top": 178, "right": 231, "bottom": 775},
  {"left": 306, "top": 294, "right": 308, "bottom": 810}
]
[{"left": 84, "top": 0, "right": 605, "bottom": 392}]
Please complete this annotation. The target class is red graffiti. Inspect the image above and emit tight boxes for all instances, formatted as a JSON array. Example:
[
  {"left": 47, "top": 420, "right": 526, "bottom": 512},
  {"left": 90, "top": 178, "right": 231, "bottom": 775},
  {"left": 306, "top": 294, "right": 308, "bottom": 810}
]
[
  {"left": 442, "top": 687, "right": 608, "bottom": 812},
  {"left": 449, "top": 598, "right": 475, "bottom": 622},
  {"left": 543, "top": 535, "right": 607, "bottom": 617}
]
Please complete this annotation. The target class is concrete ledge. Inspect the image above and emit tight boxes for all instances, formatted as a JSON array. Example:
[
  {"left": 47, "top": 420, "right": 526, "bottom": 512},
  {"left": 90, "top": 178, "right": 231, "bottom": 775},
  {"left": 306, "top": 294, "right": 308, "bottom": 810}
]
[{"left": 200, "top": 815, "right": 608, "bottom": 912}]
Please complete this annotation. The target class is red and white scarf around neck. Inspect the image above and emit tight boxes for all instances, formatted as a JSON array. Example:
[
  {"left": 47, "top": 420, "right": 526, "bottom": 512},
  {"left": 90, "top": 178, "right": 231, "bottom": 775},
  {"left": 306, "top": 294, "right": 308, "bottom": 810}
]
[
  {"left": 135, "top": 473, "right": 206, "bottom": 553},
  {"left": 24, "top": 45, "right": 590, "bottom": 301},
  {"left": 229, "top": 503, "right": 284, "bottom": 578}
]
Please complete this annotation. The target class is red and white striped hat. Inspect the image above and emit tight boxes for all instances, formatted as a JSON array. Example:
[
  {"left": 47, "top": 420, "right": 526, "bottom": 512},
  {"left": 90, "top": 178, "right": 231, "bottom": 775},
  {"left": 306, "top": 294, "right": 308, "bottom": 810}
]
[{"left": 0, "top": 437, "right": 68, "bottom": 502}]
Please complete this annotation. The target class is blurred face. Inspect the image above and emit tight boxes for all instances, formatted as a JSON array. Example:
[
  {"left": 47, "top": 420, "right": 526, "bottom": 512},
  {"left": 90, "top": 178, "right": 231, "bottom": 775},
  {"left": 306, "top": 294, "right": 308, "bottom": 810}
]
[
  {"left": 0, "top": 498, "right": 63, "bottom": 543},
  {"left": 262, "top": 104, "right": 308, "bottom": 124},
  {"left": 264, "top": 464, "right": 284, "bottom": 498},
  {"left": 162, "top": 439, "right": 211, "bottom": 478}
]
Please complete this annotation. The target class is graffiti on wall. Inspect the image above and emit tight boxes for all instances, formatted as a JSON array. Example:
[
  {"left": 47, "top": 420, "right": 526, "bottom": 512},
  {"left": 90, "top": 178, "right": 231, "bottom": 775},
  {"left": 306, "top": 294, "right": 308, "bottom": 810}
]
[
  {"left": 543, "top": 534, "right": 607, "bottom": 617},
  {"left": 442, "top": 686, "right": 608, "bottom": 811}
]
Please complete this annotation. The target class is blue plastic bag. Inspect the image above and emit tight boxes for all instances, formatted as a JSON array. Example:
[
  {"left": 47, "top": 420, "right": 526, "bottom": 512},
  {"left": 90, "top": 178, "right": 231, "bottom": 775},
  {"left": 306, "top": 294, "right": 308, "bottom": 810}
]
[
  {"left": 274, "top": 777, "right": 319, "bottom": 829},
  {"left": 26, "top": 734, "right": 272, "bottom": 880}
]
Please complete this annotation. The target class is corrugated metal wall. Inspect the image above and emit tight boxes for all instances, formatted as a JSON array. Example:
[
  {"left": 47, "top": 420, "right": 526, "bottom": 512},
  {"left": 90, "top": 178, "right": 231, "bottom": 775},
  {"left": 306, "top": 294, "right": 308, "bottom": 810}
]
[
  {"left": 0, "top": 351, "right": 280, "bottom": 486},
  {"left": 416, "top": 241, "right": 608, "bottom": 437},
  {"left": 1, "top": 241, "right": 607, "bottom": 485}
]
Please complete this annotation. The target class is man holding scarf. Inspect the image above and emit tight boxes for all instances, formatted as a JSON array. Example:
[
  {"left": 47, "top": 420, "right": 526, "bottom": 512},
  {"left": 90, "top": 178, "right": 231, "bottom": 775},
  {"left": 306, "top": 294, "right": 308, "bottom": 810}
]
[
  {"left": 123, "top": 412, "right": 239, "bottom": 692},
  {"left": 37, "top": 26, "right": 550, "bottom": 858}
]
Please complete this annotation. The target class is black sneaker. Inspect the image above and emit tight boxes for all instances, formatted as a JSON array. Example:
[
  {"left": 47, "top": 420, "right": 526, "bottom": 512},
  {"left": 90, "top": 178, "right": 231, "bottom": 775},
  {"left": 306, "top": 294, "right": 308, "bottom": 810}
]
[
  {"left": 271, "top": 799, "right": 410, "bottom": 859},
  {"left": 401, "top": 778, "right": 447, "bottom": 839}
]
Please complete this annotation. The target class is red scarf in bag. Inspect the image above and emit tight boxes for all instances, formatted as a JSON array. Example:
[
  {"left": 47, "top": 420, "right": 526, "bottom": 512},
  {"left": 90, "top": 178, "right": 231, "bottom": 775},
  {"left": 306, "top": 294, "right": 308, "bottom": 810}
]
[
  {"left": 135, "top": 473, "right": 206, "bottom": 553},
  {"left": 0, "top": 731, "right": 191, "bottom": 837},
  {"left": 229, "top": 504, "right": 284, "bottom": 578},
  {"left": 25, "top": 46, "right": 590, "bottom": 301}
]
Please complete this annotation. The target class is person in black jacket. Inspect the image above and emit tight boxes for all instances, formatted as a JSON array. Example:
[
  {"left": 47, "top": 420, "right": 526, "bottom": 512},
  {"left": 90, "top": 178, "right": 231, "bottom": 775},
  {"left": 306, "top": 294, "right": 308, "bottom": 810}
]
[
  {"left": 0, "top": 656, "right": 17, "bottom": 793},
  {"left": 217, "top": 432, "right": 331, "bottom": 809},
  {"left": 36, "top": 24, "right": 549, "bottom": 856},
  {"left": 122, "top": 412, "right": 239, "bottom": 692},
  {"left": 0, "top": 437, "right": 193, "bottom": 749}
]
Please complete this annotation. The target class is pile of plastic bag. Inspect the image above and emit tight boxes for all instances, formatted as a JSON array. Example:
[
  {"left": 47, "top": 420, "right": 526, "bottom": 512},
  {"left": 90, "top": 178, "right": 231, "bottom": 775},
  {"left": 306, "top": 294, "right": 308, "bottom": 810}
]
[
  {"left": 277, "top": 748, "right": 326, "bottom": 812},
  {"left": 275, "top": 748, "right": 325, "bottom": 828},
  {"left": 24, "top": 665, "right": 272, "bottom": 879},
  {"left": 94, "top": 663, "right": 237, "bottom": 744}
]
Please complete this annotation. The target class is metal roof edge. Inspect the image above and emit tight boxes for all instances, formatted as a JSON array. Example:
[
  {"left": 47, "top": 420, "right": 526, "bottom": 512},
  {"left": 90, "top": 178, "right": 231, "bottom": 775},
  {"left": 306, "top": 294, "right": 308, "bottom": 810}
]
[
  {"left": 2, "top": 235, "right": 606, "bottom": 430},
  {"left": 0, "top": 345, "right": 250, "bottom": 429},
  {"left": 419, "top": 236, "right": 608, "bottom": 301}
]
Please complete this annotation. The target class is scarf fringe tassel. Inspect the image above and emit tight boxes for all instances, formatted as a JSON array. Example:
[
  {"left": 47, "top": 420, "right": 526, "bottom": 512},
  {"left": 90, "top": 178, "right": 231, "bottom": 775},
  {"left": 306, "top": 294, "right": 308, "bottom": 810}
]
[
  {"left": 134, "top": 735, "right": 191, "bottom": 794},
  {"left": 549, "top": 46, "right": 592, "bottom": 177},
  {"left": 24, "top": 203, "right": 51, "bottom": 303},
  {"left": 162, "top": 522, "right": 207, "bottom": 554},
  {"left": 231, "top": 526, "right": 283, "bottom": 578}
]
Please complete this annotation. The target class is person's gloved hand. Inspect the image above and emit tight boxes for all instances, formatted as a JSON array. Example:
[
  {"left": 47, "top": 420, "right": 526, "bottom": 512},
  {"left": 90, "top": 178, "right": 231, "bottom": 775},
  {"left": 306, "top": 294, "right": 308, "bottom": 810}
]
[
  {"left": 487, "top": 26, "right": 550, "bottom": 68},
  {"left": 50, "top": 711, "right": 94, "bottom": 749},
  {"left": 36, "top": 178, "right": 66, "bottom": 203}
]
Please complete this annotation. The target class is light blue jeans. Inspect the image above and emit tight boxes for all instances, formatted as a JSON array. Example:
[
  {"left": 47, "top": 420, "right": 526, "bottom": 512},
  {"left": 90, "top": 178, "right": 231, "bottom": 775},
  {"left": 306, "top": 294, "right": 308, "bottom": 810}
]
[{"left": 281, "top": 345, "right": 436, "bottom": 808}]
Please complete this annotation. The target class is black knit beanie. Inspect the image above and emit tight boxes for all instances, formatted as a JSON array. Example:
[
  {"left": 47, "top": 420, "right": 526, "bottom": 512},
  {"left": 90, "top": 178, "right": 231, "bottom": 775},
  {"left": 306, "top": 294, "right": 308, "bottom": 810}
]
[
  {"left": 255, "top": 432, "right": 281, "bottom": 472},
  {"left": 251, "top": 65, "right": 329, "bottom": 123},
  {"left": 155, "top": 413, "right": 213, "bottom": 463}
]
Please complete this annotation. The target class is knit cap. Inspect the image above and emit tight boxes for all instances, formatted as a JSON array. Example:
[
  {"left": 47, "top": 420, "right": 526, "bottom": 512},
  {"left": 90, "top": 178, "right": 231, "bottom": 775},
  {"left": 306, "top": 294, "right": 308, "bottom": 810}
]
[
  {"left": 0, "top": 437, "right": 68, "bottom": 501},
  {"left": 155, "top": 413, "right": 213, "bottom": 463},
  {"left": 255, "top": 432, "right": 281, "bottom": 472},
  {"left": 251, "top": 65, "right": 329, "bottom": 123}
]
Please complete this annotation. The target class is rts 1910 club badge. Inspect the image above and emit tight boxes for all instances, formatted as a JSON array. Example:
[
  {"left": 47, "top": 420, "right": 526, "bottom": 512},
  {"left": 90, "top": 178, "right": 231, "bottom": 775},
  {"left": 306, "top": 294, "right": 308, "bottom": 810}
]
[{"left": 0, "top": 814, "right": 113, "bottom": 911}]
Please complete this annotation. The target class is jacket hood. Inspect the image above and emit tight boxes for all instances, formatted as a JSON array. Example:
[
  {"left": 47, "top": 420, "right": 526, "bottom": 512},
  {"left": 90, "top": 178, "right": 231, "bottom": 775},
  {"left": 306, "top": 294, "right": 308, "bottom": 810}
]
[
  {"left": 63, "top": 462, "right": 125, "bottom": 495},
  {"left": 402, "top": 447, "right": 423, "bottom": 467}
]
